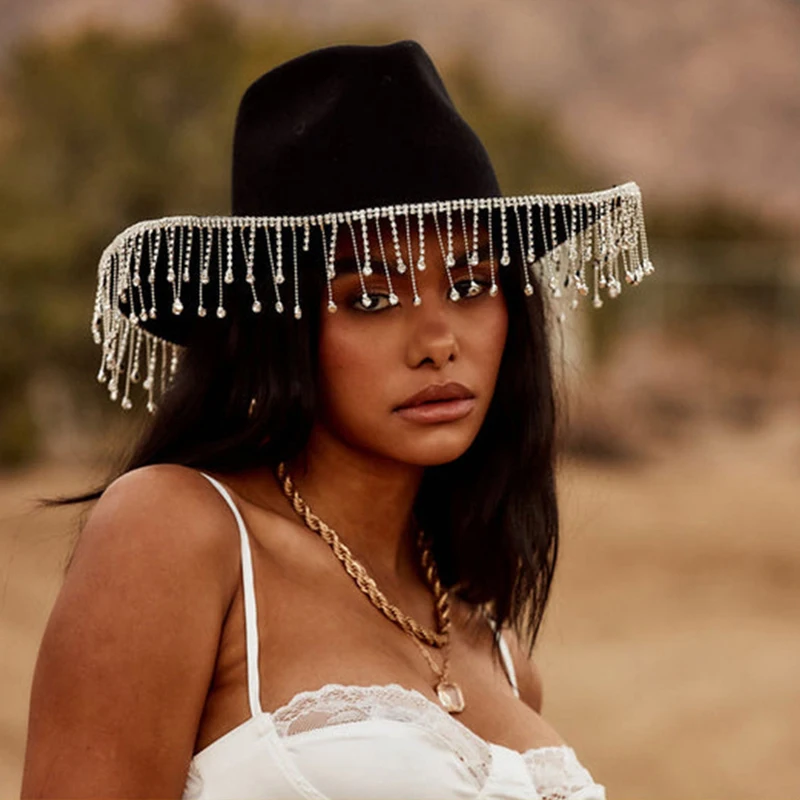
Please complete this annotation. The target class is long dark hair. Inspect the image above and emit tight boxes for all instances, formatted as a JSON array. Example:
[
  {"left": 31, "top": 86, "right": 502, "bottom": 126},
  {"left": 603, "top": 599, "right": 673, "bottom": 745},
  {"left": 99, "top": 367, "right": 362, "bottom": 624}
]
[{"left": 56, "top": 229, "right": 560, "bottom": 657}]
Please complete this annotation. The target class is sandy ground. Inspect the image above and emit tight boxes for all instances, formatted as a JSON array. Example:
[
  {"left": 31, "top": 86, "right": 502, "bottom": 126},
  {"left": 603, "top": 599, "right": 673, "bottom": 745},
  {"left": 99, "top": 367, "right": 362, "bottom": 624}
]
[{"left": 1, "top": 414, "right": 799, "bottom": 799}]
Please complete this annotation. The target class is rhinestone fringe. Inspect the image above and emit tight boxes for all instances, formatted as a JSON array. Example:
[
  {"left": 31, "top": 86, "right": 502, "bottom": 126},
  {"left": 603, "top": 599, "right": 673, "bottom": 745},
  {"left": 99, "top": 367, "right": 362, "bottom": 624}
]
[{"left": 92, "top": 182, "right": 654, "bottom": 411}]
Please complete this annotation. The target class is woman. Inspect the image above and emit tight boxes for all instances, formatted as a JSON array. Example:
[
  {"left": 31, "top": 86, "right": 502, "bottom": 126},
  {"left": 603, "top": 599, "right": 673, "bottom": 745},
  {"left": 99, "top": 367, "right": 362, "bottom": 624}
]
[{"left": 21, "top": 41, "right": 652, "bottom": 799}]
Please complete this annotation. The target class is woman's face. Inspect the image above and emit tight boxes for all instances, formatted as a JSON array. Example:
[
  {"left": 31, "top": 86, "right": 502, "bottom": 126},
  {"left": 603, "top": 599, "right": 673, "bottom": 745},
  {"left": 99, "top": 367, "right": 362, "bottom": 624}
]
[{"left": 316, "top": 218, "right": 508, "bottom": 466}]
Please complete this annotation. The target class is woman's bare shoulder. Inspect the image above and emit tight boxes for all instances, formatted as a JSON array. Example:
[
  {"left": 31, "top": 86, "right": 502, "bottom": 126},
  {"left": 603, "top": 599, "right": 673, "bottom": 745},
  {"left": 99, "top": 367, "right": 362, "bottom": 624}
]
[
  {"left": 21, "top": 464, "right": 243, "bottom": 798},
  {"left": 76, "top": 463, "right": 240, "bottom": 575}
]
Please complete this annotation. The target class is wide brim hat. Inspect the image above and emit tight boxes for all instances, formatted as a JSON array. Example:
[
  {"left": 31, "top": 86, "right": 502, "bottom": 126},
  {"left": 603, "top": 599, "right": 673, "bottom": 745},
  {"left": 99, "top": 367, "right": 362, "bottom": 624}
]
[{"left": 92, "top": 40, "right": 654, "bottom": 411}]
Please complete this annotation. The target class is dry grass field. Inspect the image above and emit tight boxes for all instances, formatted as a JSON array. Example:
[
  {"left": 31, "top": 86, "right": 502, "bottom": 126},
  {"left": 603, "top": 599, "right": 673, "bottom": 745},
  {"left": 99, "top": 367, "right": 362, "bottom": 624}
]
[{"left": 1, "top": 413, "right": 798, "bottom": 798}]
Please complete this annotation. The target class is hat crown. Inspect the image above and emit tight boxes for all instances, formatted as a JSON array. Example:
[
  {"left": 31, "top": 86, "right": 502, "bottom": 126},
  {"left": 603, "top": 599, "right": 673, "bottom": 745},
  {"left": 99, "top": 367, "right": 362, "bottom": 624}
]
[{"left": 231, "top": 40, "right": 501, "bottom": 216}]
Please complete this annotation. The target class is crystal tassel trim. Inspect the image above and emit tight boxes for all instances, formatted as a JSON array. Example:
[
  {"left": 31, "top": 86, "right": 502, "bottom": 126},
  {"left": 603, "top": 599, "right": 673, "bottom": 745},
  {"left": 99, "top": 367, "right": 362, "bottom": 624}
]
[{"left": 92, "top": 182, "right": 654, "bottom": 411}]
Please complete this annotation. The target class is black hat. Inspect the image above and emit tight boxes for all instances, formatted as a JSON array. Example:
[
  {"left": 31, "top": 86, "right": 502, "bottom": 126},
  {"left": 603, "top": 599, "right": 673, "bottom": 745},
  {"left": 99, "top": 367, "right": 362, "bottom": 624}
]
[
  {"left": 231, "top": 40, "right": 502, "bottom": 217},
  {"left": 94, "top": 40, "right": 652, "bottom": 411}
]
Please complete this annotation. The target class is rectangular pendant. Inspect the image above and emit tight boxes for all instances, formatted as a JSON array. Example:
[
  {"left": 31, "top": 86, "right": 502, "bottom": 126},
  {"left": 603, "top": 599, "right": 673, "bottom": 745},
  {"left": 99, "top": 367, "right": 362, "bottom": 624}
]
[{"left": 436, "top": 680, "right": 465, "bottom": 713}]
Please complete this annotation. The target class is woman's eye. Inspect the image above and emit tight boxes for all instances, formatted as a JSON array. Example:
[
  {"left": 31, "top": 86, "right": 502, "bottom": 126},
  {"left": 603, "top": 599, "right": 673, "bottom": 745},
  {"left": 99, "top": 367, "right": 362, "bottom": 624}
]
[
  {"left": 452, "top": 279, "right": 490, "bottom": 300},
  {"left": 350, "top": 292, "right": 392, "bottom": 312}
]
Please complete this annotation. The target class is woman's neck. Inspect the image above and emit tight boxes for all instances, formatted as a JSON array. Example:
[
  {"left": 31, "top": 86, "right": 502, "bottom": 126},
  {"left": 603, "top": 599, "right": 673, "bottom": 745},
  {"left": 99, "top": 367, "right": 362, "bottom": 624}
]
[{"left": 281, "top": 426, "right": 426, "bottom": 586}]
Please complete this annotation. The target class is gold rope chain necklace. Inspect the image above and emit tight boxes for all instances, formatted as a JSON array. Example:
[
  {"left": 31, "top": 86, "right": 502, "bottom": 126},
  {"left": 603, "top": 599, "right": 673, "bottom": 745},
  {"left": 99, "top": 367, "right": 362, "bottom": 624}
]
[{"left": 275, "top": 461, "right": 466, "bottom": 714}]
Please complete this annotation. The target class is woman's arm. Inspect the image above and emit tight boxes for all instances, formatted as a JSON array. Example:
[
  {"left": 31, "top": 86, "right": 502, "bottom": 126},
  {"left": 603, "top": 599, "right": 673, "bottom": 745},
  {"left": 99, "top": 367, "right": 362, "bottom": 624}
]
[{"left": 21, "top": 465, "right": 240, "bottom": 799}]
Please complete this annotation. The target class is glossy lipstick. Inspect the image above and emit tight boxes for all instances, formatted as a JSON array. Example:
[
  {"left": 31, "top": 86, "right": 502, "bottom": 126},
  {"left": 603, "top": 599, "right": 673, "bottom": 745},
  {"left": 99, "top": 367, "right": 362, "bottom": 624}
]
[{"left": 394, "top": 382, "right": 475, "bottom": 424}]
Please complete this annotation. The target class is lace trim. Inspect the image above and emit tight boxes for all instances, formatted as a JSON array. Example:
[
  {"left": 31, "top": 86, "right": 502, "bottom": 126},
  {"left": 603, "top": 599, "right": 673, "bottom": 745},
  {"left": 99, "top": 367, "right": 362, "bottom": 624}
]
[
  {"left": 272, "top": 683, "right": 490, "bottom": 788},
  {"left": 269, "top": 682, "right": 603, "bottom": 798},
  {"left": 523, "top": 746, "right": 600, "bottom": 800}
]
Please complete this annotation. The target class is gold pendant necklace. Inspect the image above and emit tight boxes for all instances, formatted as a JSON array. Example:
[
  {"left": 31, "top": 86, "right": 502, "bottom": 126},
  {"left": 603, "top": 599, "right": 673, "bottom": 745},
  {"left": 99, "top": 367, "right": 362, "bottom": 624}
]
[
  {"left": 276, "top": 461, "right": 466, "bottom": 713},
  {"left": 409, "top": 634, "right": 466, "bottom": 713}
]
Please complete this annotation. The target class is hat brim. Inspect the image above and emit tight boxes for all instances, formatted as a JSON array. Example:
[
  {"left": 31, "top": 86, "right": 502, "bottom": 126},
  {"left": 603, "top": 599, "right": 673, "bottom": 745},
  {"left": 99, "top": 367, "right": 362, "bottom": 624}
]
[
  {"left": 106, "top": 182, "right": 650, "bottom": 345},
  {"left": 95, "top": 182, "right": 654, "bottom": 410}
]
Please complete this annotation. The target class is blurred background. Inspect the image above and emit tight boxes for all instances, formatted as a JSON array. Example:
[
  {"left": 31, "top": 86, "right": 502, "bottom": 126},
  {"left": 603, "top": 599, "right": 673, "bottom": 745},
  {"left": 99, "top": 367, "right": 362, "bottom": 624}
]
[{"left": 1, "top": 1, "right": 798, "bottom": 797}]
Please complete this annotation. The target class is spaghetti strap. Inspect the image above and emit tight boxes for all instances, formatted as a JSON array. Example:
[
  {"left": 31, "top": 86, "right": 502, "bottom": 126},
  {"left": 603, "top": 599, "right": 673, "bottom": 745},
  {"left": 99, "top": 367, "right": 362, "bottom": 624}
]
[
  {"left": 484, "top": 612, "right": 520, "bottom": 699},
  {"left": 199, "top": 472, "right": 263, "bottom": 718}
]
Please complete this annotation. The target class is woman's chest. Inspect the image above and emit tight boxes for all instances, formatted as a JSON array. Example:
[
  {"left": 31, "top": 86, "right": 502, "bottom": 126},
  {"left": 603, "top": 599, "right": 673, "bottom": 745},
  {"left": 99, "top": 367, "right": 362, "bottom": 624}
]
[{"left": 196, "top": 561, "right": 564, "bottom": 759}]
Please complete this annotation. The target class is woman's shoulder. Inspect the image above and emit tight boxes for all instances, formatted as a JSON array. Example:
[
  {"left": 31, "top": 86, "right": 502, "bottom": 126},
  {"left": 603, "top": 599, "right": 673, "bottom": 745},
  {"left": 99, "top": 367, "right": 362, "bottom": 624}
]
[
  {"left": 100, "top": 463, "right": 240, "bottom": 534},
  {"left": 72, "top": 464, "right": 242, "bottom": 593},
  {"left": 26, "top": 464, "right": 244, "bottom": 797},
  {"left": 106, "top": 462, "right": 220, "bottom": 494}
]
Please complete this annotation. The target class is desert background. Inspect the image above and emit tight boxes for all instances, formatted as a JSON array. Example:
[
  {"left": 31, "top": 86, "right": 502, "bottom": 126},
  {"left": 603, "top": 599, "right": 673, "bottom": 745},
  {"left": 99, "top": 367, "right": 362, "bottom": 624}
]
[{"left": 1, "top": 1, "right": 799, "bottom": 798}]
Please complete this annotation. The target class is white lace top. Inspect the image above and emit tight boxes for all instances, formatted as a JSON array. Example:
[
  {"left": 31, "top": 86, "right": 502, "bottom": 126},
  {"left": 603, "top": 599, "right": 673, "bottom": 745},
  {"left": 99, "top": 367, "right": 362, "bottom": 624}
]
[{"left": 184, "top": 473, "right": 607, "bottom": 800}]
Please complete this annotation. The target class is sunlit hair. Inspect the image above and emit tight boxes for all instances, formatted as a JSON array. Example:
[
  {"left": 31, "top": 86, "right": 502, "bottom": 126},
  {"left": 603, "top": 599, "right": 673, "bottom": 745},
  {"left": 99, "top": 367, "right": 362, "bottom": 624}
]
[{"left": 58, "top": 224, "right": 559, "bottom": 657}]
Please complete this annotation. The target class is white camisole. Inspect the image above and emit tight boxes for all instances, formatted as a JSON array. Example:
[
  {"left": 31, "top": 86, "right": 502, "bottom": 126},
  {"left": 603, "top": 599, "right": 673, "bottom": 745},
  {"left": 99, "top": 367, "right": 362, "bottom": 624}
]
[{"left": 183, "top": 473, "right": 607, "bottom": 800}]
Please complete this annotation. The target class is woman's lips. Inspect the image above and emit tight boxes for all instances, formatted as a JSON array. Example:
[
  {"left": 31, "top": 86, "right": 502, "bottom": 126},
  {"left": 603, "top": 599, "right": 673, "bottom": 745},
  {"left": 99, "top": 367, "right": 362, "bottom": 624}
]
[{"left": 393, "top": 398, "right": 476, "bottom": 424}]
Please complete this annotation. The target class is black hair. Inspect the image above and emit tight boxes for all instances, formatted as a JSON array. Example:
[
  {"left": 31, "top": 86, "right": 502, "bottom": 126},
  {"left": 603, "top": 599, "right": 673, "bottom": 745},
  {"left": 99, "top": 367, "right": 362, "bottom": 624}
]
[{"left": 54, "top": 225, "right": 560, "bottom": 658}]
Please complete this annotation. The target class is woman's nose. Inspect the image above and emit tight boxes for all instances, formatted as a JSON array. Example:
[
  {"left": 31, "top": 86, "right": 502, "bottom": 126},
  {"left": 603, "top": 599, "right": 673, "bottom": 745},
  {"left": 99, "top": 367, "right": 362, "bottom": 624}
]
[{"left": 404, "top": 293, "right": 460, "bottom": 369}]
